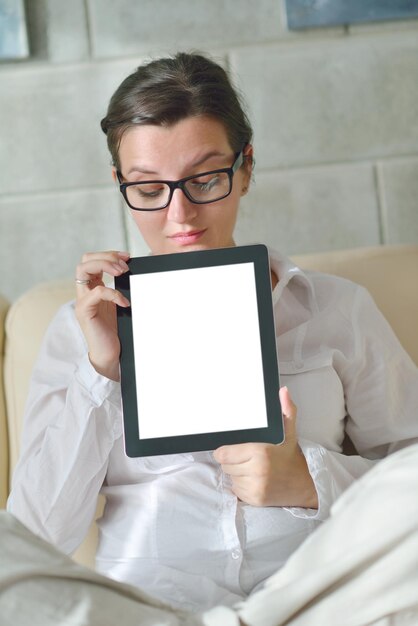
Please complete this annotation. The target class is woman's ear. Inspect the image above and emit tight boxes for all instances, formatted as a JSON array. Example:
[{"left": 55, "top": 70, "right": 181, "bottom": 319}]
[
  {"left": 241, "top": 144, "right": 254, "bottom": 195},
  {"left": 111, "top": 167, "right": 118, "bottom": 183}
]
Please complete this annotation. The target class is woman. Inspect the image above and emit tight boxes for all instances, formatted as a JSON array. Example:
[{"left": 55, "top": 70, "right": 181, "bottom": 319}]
[{"left": 7, "top": 52, "right": 418, "bottom": 613}]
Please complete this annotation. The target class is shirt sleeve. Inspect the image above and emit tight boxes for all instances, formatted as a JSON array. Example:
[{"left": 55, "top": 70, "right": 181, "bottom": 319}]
[
  {"left": 7, "top": 302, "right": 123, "bottom": 554},
  {"left": 288, "top": 285, "right": 418, "bottom": 521}
]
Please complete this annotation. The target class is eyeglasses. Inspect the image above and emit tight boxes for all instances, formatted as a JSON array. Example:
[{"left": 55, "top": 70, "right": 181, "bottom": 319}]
[{"left": 117, "top": 150, "right": 244, "bottom": 211}]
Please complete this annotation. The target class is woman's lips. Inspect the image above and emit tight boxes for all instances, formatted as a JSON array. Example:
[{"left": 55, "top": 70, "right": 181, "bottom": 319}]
[{"left": 168, "top": 229, "right": 207, "bottom": 245}]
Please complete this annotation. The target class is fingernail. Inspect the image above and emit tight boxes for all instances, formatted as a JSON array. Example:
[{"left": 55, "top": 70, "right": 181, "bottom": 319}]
[
  {"left": 118, "top": 260, "right": 129, "bottom": 271},
  {"left": 118, "top": 251, "right": 130, "bottom": 258}
]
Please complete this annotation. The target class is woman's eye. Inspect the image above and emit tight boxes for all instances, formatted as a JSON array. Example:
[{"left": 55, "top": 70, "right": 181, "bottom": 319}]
[
  {"left": 190, "top": 175, "right": 220, "bottom": 191},
  {"left": 134, "top": 185, "right": 165, "bottom": 198}
]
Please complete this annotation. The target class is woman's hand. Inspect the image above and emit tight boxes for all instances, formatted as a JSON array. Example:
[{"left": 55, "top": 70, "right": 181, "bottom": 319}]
[
  {"left": 213, "top": 387, "right": 318, "bottom": 509},
  {"left": 75, "top": 251, "right": 131, "bottom": 382}
]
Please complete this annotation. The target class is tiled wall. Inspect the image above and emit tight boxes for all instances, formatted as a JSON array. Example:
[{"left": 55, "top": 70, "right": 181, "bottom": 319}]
[{"left": 1, "top": 0, "right": 417, "bottom": 301}]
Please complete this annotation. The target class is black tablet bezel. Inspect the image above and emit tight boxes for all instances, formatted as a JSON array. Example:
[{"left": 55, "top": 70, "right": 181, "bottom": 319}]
[{"left": 116, "top": 244, "right": 283, "bottom": 457}]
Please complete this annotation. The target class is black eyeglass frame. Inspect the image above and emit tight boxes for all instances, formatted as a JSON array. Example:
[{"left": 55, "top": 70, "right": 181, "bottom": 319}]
[{"left": 117, "top": 149, "right": 245, "bottom": 211}]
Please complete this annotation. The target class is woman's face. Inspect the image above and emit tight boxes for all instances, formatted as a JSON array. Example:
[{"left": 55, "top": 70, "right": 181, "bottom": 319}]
[{"left": 114, "top": 116, "right": 252, "bottom": 255}]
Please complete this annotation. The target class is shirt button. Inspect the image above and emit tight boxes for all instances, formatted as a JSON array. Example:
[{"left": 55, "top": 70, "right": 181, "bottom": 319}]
[{"left": 231, "top": 549, "right": 241, "bottom": 560}]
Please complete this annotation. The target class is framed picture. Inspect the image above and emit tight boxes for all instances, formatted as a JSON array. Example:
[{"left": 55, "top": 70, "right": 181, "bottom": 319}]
[
  {"left": 285, "top": 0, "right": 418, "bottom": 30},
  {"left": 0, "top": 0, "right": 29, "bottom": 59}
]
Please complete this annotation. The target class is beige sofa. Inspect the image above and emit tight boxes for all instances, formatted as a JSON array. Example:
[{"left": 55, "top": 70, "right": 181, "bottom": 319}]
[{"left": 1, "top": 244, "right": 418, "bottom": 568}]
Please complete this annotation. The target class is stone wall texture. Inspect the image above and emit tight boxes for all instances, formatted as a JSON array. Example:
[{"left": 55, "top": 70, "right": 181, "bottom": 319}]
[{"left": 1, "top": 0, "right": 417, "bottom": 300}]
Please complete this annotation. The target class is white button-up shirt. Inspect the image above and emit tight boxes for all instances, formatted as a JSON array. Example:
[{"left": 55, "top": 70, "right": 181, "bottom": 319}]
[{"left": 8, "top": 248, "right": 418, "bottom": 612}]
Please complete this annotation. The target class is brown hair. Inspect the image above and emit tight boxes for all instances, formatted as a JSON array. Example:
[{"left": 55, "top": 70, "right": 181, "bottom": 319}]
[{"left": 100, "top": 52, "right": 253, "bottom": 170}]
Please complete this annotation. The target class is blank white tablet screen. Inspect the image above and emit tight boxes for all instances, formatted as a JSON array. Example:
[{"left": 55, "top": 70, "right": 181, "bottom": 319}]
[{"left": 130, "top": 262, "right": 268, "bottom": 439}]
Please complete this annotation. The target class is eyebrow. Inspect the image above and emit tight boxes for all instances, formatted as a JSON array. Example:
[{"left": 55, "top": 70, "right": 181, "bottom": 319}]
[{"left": 126, "top": 150, "right": 229, "bottom": 176}]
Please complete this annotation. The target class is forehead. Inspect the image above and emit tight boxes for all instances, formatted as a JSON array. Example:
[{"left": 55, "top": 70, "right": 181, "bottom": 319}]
[{"left": 118, "top": 116, "right": 232, "bottom": 172}]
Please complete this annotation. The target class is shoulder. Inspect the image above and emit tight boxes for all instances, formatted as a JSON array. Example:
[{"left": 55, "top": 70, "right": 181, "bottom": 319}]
[
  {"left": 47, "top": 298, "right": 80, "bottom": 331},
  {"left": 268, "top": 246, "right": 370, "bottom": 320},
  {"left": 304, "top": 270, "right": 391, "bottom": 347},
  {"left": 288, "top": 263, "right": 368, "bottom": 321},
  {"left": 40, "top": 299, "right": 87, "bottom": 360},
  {"left": 305, "top": 269, "right": 366, "bottom": 311}
]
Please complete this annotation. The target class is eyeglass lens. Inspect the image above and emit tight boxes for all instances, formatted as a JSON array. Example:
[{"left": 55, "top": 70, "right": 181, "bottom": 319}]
[{"left": 125, "top": 170, "right": 231, "bottom": 210}]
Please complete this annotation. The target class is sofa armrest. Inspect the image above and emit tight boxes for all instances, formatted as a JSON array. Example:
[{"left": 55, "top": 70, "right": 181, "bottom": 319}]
[
  {"left": 4, "top": 279, "right": 104, "bottom": 568},
  {"left": 4, "top": 280, "right": 76, "bottom": 474}
]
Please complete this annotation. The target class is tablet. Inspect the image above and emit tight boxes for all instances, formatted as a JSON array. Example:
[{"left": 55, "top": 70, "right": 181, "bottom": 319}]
[{"left": 115, "top": 244, "right": 283, "bottom": 457}]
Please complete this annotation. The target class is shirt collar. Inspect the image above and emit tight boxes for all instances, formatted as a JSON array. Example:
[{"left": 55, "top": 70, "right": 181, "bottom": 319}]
[{"left": 267, "top": 246, "right": 317, "bottom": 313}]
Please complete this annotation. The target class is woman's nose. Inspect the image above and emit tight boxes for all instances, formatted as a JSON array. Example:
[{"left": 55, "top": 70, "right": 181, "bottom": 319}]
[{"left": 166, "top": 188, "right": 198, "bottom": 223}]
